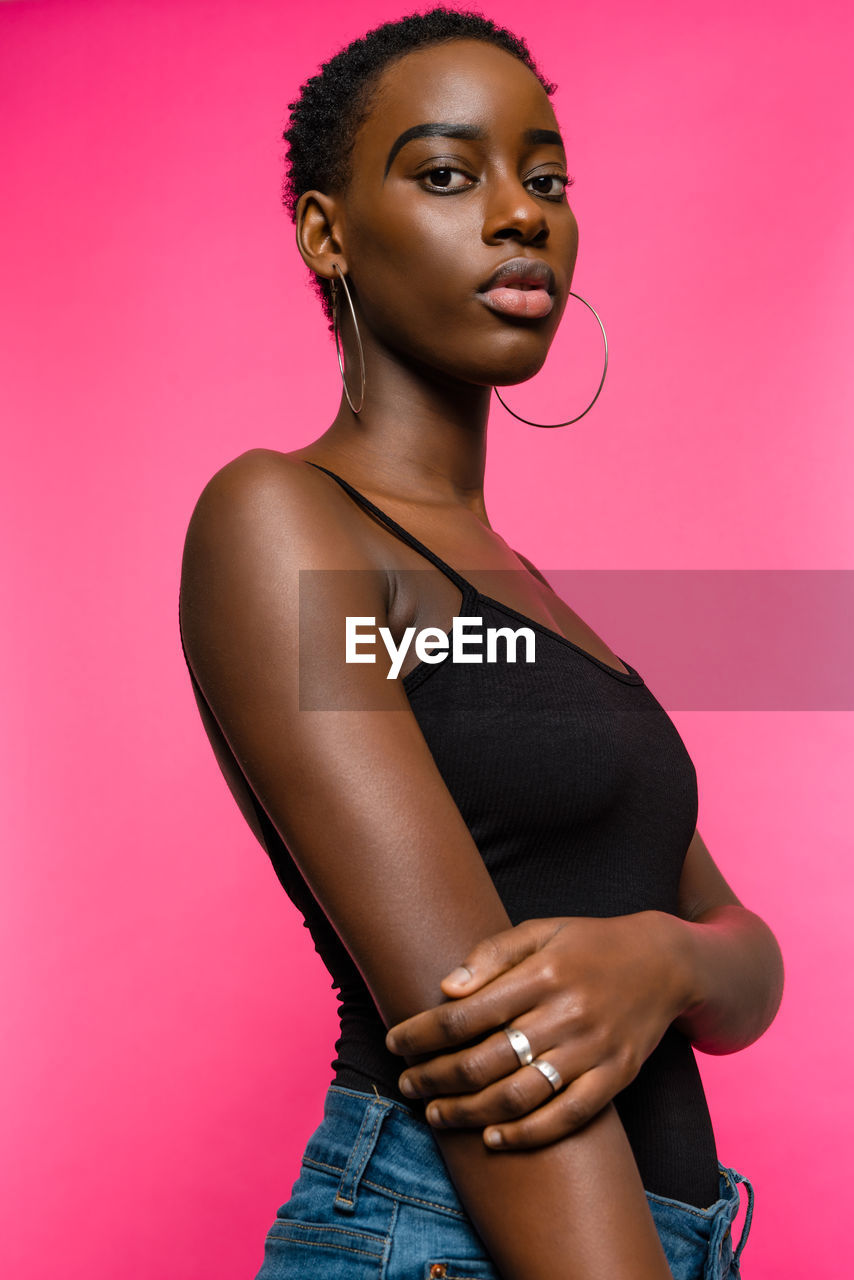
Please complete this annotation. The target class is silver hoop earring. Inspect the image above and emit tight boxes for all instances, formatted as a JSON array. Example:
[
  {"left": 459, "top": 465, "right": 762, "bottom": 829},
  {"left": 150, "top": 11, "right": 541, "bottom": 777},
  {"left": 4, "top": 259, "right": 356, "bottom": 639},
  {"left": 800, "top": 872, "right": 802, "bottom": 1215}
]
[
  {"left": 492, "top": 291, "right": 608, "bottom": 428},
  {"left": 331, "top": 262, "right": 366, "bottom": 415}
]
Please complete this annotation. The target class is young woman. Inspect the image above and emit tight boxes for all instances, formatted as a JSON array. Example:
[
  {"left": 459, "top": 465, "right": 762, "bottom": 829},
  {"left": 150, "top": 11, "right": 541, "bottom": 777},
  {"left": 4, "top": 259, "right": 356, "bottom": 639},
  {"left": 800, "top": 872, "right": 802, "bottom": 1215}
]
[{"left": 178, "top": 11, "right": 783, "bottom": 1278}]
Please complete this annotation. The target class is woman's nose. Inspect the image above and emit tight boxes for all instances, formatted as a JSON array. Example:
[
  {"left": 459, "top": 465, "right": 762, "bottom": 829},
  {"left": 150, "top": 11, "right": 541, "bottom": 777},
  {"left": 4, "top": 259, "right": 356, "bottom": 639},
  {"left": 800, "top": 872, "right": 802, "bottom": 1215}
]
[{"left": 482, "top": 177, "right": 549, "bottom": 245}]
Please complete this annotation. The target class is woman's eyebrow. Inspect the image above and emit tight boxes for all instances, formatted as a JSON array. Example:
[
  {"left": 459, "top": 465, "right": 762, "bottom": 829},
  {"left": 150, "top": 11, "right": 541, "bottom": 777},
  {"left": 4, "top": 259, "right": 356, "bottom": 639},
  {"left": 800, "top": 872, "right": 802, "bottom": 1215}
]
[
  {"left": 523, "top": 128, "right": 565, "bottom": 152},
  {"left": 382, "top": 123, "right": 566, "bottom": 179},
  {"left": 383, "top": 123, "right": 484, "bottom": 177}
]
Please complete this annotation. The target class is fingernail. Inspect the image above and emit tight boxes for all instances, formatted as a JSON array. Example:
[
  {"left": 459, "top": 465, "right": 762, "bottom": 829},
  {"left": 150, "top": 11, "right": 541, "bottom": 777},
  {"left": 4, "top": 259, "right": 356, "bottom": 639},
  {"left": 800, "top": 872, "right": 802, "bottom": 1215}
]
[
  {"left": 444, "top": 966, "right": 473, "bottom": 986},
  {"left": 399, "top": 1075, "right": 417, "bottom": 1098},
  {"left": 385, "top": 1033, "right": 398, "bottom": 1052},
  {"left": 427, "top": 1104, "right": 443, "bottom": 1126},
  {"left": 484, "top": 1128, "right": 503, "bottom": 1146}
]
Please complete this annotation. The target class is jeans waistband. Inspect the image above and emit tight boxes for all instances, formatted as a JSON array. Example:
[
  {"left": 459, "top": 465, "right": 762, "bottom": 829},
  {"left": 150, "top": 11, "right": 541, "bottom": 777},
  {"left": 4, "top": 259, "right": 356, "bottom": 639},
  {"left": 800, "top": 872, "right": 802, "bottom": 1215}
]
[
  {"left": 308, "top": 1083, "right": 754, "bottom": 1260},
  {"left": 304, "top": 1086, "right": 476, "bottom": 1219},
  {"left": 645, "top": 1156, "right": 755, "bottom": 1266}
]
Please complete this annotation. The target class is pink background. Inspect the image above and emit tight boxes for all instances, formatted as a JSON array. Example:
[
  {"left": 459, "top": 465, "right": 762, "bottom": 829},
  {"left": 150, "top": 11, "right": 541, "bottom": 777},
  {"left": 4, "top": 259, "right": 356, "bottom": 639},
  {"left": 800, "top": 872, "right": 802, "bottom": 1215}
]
[{"left": 2, "top": 0, "right": 852, "bottom": 1275}]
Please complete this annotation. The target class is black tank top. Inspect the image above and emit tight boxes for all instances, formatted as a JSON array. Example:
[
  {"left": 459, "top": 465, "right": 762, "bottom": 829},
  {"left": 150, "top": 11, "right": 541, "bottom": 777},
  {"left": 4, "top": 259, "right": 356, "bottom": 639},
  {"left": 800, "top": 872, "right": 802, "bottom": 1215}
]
[{"left": 181, "top": 460, "right": 721, "bottom": 1209}]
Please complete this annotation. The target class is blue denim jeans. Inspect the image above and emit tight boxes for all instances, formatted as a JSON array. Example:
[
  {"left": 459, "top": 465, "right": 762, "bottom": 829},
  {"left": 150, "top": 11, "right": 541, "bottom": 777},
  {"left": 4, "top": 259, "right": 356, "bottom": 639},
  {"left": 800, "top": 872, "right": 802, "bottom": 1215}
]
[{"left": 254, "top": 1085, "right": 754, "bottom": 1280}]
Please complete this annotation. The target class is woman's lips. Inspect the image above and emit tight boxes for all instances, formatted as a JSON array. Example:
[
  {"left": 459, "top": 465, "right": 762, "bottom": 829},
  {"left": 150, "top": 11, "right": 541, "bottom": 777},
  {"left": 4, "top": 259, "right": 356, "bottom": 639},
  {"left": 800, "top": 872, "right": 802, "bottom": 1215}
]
[
  {"left": 477, "top": 285, "right": 554, "bottom": 319},
  {"left": 475, "top": 257, "right": 556, "bottom": 320}
]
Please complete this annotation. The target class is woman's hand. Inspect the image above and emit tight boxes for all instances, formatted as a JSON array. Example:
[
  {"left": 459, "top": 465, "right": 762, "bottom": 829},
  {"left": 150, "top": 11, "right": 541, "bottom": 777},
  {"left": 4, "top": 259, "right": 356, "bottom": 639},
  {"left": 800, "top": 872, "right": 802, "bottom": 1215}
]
[{"left": 385, "top": 911, "right": 696, "bottom": 1150}]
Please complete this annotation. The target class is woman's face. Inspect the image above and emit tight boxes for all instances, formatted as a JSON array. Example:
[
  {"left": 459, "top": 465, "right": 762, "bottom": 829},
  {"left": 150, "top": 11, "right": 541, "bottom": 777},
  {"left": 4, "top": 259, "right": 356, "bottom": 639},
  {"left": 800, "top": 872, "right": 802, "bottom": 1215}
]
[{"left": 337, "top": 38, "right": 579, "bottom": 388}]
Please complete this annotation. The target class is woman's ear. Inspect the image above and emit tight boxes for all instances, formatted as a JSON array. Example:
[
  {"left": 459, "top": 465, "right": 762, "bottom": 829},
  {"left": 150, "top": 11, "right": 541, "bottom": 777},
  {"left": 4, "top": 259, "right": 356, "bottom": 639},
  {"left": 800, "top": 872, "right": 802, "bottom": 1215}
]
[{"left": 295, "top": 190, "right": 346, "bottom": 281}]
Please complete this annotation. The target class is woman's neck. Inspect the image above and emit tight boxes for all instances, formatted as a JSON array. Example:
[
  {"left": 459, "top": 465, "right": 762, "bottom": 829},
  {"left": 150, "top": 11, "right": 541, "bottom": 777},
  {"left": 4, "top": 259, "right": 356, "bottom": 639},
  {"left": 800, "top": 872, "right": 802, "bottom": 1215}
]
[{"left": 303, "top": 336, "right": 495, "bottom": 517}]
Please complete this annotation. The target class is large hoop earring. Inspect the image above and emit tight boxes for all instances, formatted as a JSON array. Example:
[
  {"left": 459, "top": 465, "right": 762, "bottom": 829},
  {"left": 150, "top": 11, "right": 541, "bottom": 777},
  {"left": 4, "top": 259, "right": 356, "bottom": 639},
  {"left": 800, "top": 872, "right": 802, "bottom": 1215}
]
[
  {"left": 331, "top": 262, "right": 366, "bottom": 415},
  {"left": 492, "top": 290, "right": 608, "bottom": 428}
]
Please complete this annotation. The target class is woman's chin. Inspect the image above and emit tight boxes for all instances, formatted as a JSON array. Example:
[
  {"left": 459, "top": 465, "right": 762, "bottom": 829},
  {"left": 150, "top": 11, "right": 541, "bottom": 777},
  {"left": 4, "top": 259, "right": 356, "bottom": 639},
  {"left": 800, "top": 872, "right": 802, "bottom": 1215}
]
[
  {"left": 475, "top": 329, "right": 555, "bottom": 387},
  {"left": 489, "top": 351, "right": 550, "bottom": 387}
]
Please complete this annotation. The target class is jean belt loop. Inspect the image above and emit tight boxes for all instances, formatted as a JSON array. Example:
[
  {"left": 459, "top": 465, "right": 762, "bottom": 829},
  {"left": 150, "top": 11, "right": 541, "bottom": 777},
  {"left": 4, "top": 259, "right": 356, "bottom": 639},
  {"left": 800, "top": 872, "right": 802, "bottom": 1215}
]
[
  {"left": 730, "top": 1170, "right": 755, "bottom": 1266},
  {"left": 333, "top": 1095, "right": 393, "bottom": 1215}
]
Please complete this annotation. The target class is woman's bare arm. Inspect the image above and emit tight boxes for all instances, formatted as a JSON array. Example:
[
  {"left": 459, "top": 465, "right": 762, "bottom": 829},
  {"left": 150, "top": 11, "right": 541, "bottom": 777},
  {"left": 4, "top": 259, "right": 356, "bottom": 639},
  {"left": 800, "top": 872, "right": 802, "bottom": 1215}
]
[
  {"left": 179, "top": 449, "right": 673, "bottom": 1280},
  {"left": 672, "top": 829, "right": 785, "bottom": 1053}
]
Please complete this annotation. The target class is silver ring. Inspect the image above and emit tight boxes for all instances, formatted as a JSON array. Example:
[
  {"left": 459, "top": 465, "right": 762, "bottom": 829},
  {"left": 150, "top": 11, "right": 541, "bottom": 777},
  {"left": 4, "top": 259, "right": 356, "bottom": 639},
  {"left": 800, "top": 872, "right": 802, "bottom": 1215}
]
[
  {"left": 503, "top": 1027, "right": 533, "bottom": 1067},
  {"left": 530, "top": 1058, "right": 563, "bottom": 1093}
]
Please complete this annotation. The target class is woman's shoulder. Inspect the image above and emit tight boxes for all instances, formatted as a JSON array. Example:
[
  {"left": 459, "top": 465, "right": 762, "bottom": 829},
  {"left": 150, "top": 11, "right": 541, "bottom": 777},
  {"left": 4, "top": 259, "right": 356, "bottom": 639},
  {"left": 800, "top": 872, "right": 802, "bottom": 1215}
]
[
  {"left": 188, "top": 445, "right": 322, "bottom": 514},
  {"left": 179, "top": 445, "right": 392, "bottom": 693},
  {"left": 182, "top": 446, "right": 374, "bottom": 571}
]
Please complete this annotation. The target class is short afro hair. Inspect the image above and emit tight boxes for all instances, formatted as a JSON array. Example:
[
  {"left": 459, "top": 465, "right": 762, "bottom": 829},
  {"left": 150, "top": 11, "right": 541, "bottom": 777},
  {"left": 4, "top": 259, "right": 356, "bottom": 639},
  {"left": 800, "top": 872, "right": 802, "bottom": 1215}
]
[{"left": 282, "top": 7, "right": 556, "bottom": 324}]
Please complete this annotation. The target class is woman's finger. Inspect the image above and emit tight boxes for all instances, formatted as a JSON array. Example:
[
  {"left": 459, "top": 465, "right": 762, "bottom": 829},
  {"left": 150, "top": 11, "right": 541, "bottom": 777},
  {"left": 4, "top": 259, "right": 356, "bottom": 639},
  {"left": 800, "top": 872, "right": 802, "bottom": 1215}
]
[
  {"left": 438, "top": 918, "right": 564, "bottom": 995},
  {"left": 399, "top": 1021, "right": 548, "bottom": 1098},
  {"left": 422, "top": 1043, "right": 620, "bottom": 1133},
  {"left": 478, "top": 1064, "right": 622, "bottom": 1150},
  {"left": 423, "top": 1056, "right": 565, "bottom": 1130},
  {"left": 386, "top": 952, "right": 548, "bottom": 1055}
]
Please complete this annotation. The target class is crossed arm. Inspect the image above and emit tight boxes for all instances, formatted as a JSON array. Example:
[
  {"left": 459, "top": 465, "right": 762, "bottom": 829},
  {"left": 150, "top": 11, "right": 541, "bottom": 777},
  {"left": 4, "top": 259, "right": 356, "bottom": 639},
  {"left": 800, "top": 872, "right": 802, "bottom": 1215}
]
[
  {"left": 385, "top": 829, "right": 785, "bottom": 1151},
  {"left": 180, "top": 450, "right": 783, "bottom": 1279}
]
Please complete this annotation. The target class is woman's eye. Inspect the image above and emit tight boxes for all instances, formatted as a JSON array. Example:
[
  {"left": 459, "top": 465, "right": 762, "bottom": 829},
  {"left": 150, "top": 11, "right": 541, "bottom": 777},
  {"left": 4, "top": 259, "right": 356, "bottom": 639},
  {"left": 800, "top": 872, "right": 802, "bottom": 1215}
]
[
  {"left": 417, "top": 168, "right": 573, "bottom": 197},
  {"left": 419, "top": 167, "right": 473, "bottom": 193},
  {"left": 526, "top": 173, "right": 573, "bottom": 198}
]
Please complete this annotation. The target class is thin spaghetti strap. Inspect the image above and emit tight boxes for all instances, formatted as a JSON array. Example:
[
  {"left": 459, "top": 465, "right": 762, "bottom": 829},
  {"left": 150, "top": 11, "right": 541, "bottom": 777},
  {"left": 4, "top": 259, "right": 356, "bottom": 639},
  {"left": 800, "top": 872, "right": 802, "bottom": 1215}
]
[{"left": 304, "top": 461, "right": 472, "bottom": 594}]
